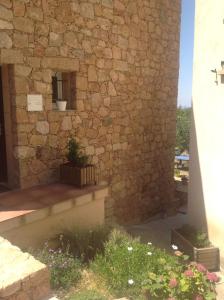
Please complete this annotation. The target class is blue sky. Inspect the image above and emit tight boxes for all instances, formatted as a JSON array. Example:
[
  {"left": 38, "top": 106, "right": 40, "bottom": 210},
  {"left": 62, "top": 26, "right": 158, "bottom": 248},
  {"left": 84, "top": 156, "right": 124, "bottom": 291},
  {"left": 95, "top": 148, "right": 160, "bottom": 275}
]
[{"left": 177, "top": 0, "right": 195, "bottom": 107}]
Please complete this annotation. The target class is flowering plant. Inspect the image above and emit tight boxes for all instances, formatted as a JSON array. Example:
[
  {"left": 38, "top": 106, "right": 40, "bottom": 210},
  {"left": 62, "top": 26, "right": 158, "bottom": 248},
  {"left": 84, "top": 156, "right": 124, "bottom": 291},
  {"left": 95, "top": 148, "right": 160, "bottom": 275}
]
[
  {"left": 142, "top": 248, "right": 218, "bottom": 300},
  {"left": 92, "top": 229, "right": 181, "bottom": 298},
  {"left": 34, "top": 240, "right": 81, "bottom": 289}
]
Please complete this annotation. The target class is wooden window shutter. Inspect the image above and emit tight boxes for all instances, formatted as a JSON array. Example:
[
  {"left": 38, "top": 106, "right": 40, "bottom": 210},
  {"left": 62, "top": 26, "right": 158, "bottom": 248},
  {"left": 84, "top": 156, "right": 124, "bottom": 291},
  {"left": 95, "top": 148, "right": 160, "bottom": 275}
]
[
  {"left": 52, "top": 76, "right": 58, "bottom": 102},
  {"left": 62, "top": 72, "right": 76, "bottom": 110}
]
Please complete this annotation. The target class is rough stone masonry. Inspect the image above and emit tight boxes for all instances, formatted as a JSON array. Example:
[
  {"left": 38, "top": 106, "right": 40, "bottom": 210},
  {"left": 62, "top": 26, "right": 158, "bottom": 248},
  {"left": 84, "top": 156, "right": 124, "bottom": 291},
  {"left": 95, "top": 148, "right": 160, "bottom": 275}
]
[{"left": 0, "top": 0, "right": 181, "bottom": 223}]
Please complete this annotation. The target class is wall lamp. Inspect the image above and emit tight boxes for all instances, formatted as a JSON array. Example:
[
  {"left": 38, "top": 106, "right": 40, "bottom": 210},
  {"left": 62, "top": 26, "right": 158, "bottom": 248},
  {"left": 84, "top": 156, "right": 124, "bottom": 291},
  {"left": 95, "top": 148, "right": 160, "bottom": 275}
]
[
  {"left": 211, "top": 61, "right": 224, "bottom": 85},
  {"left": 211, "top": 69, "right": 218, "bottom": 85}
]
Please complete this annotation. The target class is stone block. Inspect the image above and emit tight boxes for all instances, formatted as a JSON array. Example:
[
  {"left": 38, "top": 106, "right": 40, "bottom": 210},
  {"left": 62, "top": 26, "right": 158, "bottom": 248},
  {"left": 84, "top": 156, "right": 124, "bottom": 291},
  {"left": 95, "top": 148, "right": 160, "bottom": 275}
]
[
  {"left": 1, "top": 49, "right": 23, "bottom": 64},
  {"left": 36, "top": 121, "right": 50, "bottom": 135},
  {"left": 15, "top": 109, "right": 28, "bottom": 123},
  {"left": 0, "top": 32, "right": 12, "bottom": 49},
  {"left": 48, "top": 135, "right": 58, "bottom": 147},
  {"left": 113, "top": 60, "right": 128, "bottom": 72},
  {"left": 76, "top": 76, "right": 88, "bottom": 90},
  {"left": 75, "top": 193, "right": 93, "bottom": 206},
  {"left": 24, "top": 208, "right": 49, "bottom": 224},
  {"left": 86, "top": 146, "right": 95, "bottom": 155},
  {"left": 27, "top": 7, "right": 43, "bottom": 21},
  {"left": 0, "top": 4, "right": 13, "bottom": 21},
  {"left": 102, "top": 0, "right": 113, "bottom": 8},
  {"left": 14, "top": 77, "right": 28, "bottom": 94},
  {"left": 94, "top": 187, "right": 109, "bottom": 200},
  {"left": 88, "top": 65, "right": 97, "bottom": 82},
  {"left": 13, "top": 1, "right": 25, "bottom": 17},
  {"left": 108, "top": 81, "right": 117, "bottom": 96},
  {"left": 80, "top": 3, "right": 94, "bottom": 19},
  {"left": 30, "top": 159, "right": 47, "bottom": 174},
  {"left": 117, "top": 36, "right": 128, "bottom": 49},
  {"left": 114, "top": 0, "right": 125, "bottom": 11},
  {"left": 96, "top": 147, "right": 105, "bottom": 155},
  {"left": 1, "top": 0, "right": 12, "bottom": 9},
  {"left": 61, "top": 116, "right": 72, "bottom": 131},
  {"left": 52, "top": 200, "right": 73, "bottom": 214},
  {"left": 14, "top": 65, "right": 32, "bottom": 77},
  {"left": 30, "top": 135, "right": 47, "bottom": 146},
  {"left": 13, "top": 17, "right": 34, "bottom": 33},
  {"left": 27, "top": 57, "right": 41, "bottom": 68},
  {"left": 49, "top": 32, "right": 62, "bottom": 47},
  {"left": 64, "top": 31, "right": 79, "bottom": 48},
  {"left": 17, "top": 133, "right": 28, "bottom": 145},
  {"left": 0, "top": 19, "right": 13, "bottom": 29},
  {"left": 0, "top": 281, "right": 21, "bottom": 298},
  {"left": 13, "top": 33, "right": 28, "bottom": 48},
  {"left": 42, "top": 57, "right": 79, "bottom": 71},
  {"left": 14, "top": 146, "right": 35, "bottom": 159},
  {"left": 0, "top": 217, "right": 21, "bottom": 234}
]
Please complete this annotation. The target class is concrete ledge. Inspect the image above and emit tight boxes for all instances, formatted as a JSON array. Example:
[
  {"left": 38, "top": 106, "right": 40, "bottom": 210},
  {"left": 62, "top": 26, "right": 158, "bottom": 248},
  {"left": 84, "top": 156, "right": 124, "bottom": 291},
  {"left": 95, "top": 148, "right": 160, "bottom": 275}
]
[
  {"left": 0, "top": 185, "right": 107, "bottom": 248},
  {"left": 51, "top": 199, "right": 73, "bottom": 214},
  {"left": 0, "top": 237, "right": 50, "bottom": 299},
  {"left": 0, "top": 185, "right": 108, "bottom": 235},
  {"left": 0, "top": 217, "right": 21, "bottom": 233},
  {"left": 25, "top": 207, "right": 50, "bottom": 224}
]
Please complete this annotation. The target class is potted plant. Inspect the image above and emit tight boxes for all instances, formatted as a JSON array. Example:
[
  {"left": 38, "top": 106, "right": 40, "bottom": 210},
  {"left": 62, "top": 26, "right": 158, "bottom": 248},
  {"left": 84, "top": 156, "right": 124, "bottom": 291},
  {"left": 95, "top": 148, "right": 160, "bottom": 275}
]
[
  {"left": 171, "top": 224, "right": 220, "bottom": 271},
  {"left": 56, "top": 99, "right": 67, "bottom": 111},
  {"left": 60, "top": 138, "right": 96, "bottom": 187}
]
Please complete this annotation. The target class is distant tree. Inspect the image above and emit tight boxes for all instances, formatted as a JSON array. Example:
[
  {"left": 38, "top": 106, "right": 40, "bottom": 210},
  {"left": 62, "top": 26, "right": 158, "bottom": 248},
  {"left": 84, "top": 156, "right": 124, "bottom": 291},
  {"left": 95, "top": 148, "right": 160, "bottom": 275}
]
[{"left": 176, "top": 106, "right": 191, "bottom": 154}]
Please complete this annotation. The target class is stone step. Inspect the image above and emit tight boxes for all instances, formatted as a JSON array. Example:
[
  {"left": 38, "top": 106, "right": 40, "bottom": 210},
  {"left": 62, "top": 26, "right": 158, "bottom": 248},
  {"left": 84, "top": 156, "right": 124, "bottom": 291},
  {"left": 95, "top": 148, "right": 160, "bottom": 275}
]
[{"left": 0, "top": 237, "right": 51, "bottom": 300}]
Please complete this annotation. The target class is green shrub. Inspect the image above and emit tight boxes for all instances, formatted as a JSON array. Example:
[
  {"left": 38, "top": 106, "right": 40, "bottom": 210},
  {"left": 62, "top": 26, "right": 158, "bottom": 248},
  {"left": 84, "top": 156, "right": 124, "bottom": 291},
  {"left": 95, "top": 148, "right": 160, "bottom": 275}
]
[
  {"left": 57, "top": 225, "right": 112, "bottom": 263},
  {"left": 91, "top": 229, "right": 180, "bottom": 298},
  {"left": 178, "top": 224, "right": 211, "bottom": 248},
  {"left": 67, "top": 138, "right": 88, "bottom": 166},
  {"left": 34, "top": 242, "right": 81, "bottom": 289},
  {"left": 174, "top": 168, "right": 181, "bottom": 177},
  {"left": 91, "top": 229, "right": 218, "bottom": 299},
  {"left": 68, "top": 290, "right": 107, "bottom": 300}
]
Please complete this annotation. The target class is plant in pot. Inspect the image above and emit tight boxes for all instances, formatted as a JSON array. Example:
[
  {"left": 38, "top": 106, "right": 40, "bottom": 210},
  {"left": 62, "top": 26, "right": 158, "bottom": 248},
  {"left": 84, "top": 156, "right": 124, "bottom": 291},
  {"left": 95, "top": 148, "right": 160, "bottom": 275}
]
[
  {"left": 171, "top": 224, "right": 220, "bottom": 271},
  {"left": 56, "top": 99, "right": 67, "bottom": 111},
  {"left": 60, "top": 138, "right": 96, "bottom": 188}
]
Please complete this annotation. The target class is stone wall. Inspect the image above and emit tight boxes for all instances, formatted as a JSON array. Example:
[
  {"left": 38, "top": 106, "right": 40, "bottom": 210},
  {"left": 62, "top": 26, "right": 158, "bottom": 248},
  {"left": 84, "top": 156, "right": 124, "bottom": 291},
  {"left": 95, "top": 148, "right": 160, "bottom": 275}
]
[{"left": 0, "top": 0, "right": 181, "bottom": 223}]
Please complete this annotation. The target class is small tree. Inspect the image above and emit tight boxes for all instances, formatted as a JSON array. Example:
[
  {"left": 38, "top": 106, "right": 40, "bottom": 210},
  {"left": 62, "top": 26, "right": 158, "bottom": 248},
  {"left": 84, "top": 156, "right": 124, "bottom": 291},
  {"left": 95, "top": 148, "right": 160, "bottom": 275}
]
[
  {"left": 67, "top": 138, "right": 88, "bottom": 167},
  {"left": 176, "top": 106, "right": 191, "bottom": 154}
]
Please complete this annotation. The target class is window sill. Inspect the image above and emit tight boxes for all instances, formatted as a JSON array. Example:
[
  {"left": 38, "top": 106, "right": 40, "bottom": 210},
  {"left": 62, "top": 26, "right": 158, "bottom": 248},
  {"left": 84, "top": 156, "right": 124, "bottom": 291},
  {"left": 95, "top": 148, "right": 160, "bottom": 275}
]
[{"left": 52, "top": 108, "right": 76, "bottom": 112}]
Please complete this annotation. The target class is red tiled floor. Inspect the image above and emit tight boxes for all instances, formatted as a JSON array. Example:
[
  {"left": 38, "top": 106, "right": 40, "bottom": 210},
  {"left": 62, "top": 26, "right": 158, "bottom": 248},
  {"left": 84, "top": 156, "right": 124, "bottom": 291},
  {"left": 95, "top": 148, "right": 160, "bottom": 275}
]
[{"left": 0, "top": 183, "right": 89, "bottom": 222}]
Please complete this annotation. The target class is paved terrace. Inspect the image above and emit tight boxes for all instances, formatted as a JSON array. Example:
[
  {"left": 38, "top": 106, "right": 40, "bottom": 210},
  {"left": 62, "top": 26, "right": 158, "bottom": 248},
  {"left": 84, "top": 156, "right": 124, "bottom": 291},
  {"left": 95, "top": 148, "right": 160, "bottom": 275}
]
[{"left": 0, "top": 183, "right": 105, "bottom": 223}]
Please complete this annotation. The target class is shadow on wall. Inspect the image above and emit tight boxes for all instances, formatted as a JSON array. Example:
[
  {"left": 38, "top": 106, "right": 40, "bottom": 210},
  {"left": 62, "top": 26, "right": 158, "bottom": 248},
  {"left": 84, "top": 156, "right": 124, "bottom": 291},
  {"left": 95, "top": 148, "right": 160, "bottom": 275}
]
[{"left": 188, "top": 105, "right": 208, "bottom": 233}]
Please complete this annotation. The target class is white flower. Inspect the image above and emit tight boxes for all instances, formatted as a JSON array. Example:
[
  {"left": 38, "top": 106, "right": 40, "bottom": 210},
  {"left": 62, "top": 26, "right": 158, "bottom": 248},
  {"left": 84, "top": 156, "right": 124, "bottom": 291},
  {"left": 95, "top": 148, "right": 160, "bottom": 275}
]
[
  {"left": 171, "top": 244, "right": 178, "bottom": 250},
  {"left": 128, "top": 279, "right": 134, "bottom": 285},
  {"left": 147, "top": 242, "right": 152, "bottom": 245},
  {"left": 147, "top": 251, "right": 152, "bottom": 256},
  {"left": 127, "top": 246, "right": 133, "bottom": 252}
]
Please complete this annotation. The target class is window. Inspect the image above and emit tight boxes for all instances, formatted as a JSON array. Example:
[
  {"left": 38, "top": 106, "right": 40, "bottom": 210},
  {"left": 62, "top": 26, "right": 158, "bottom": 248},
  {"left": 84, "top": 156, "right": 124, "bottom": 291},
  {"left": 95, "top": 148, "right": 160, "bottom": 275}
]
[{"left": 52, "top": 71, "right": 76, "bottom": 110}]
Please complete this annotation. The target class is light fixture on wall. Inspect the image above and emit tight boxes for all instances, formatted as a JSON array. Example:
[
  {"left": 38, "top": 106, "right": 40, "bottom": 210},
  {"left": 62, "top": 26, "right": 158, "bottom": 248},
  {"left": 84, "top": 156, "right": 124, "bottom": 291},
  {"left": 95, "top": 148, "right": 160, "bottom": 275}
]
[
  {"left": 211, "top": 69, "right": 218, "bottom": 85},
  {"left": 212, "top": 61, "right": 224, "bottom": 85}
]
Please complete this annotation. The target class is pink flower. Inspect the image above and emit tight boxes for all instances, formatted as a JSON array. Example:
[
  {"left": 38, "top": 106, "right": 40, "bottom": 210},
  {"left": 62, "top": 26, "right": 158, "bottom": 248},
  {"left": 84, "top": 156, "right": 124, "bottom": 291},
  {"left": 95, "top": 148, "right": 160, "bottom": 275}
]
[
  {"left": 206, "top": 272, "right": 219, "bottom": 283},
  {"left": 184, "top": 269, "right": 194, "bottom": 277},
  {"left": 167, "top": 298, "right": 176, "bottom": 300},
  {"left": 195, "top": 295, "right": 204, "bottom": 300},
  {"left": 169, "top": 278, "right": 178, "bottom": 288},
  {"left": 196, "top": 263, "right": 207, "bottom": 273}
]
